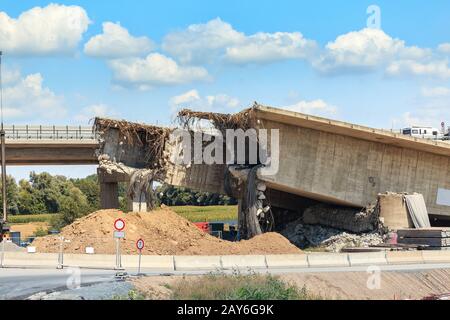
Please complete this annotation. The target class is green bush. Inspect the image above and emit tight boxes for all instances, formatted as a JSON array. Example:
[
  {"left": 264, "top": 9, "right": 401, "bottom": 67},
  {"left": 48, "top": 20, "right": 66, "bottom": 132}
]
[{"left": 112, "top": 289, "right": 145, "bottom": 300}]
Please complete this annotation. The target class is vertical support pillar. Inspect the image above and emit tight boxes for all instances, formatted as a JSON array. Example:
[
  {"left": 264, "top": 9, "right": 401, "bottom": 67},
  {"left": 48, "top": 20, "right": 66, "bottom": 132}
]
[
  {"left": 100, "top": 181, "right": 119, "bottom": 209},
  {"left": 98, "top": 168, "right": 120, "bottom": 209},
  {"left": 126, "top": 186, "right": 147, "bottom": 213}
]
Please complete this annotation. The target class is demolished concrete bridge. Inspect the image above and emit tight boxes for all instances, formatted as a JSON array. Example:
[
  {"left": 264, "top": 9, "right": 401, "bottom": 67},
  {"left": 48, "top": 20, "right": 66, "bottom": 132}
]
[{"left": 96, "top": 104, "right": 450, "bottom": 225}]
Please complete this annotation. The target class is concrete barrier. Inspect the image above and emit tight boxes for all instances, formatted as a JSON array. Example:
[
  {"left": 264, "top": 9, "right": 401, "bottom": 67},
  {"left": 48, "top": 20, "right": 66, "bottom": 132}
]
[
  {"left": 63, "top": 254, "right": 115, "bottom": 269},
  {"left": 422, "top": 250, "right": 450, "bottom": 264},
  {"left": 265, "top": 254, "right": 308, "bottom": 269},
  {"left": 386, "top": 251, "right": 424, "bottom": 265},
  {"left": 307, "top": 253, "right": 350, "bottom": 267},
  {"left": 174, "top": 256, "right": 222, "bottom": 271},
  {"left": 348, "top": 251, "right": 388, "bottom": 266},
  {"left": 221, "top": 255, "right": 267, "bottom": 269},
  {"left": 2, "top": 252, "right": 58, "bottom": 268},
  {"left": 138, "top": 255, "right": 174, "bottom": 270}
]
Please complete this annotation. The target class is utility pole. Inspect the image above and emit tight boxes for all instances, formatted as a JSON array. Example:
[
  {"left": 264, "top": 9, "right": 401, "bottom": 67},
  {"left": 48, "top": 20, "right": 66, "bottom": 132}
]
[{"left": 0, "top": 51, "right": 7, "bottom": 224}]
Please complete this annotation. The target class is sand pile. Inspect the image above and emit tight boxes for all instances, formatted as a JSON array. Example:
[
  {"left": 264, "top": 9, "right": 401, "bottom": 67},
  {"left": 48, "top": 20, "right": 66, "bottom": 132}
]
[{"left": 32, "top": 207, "right": 301, "bottom": 255}]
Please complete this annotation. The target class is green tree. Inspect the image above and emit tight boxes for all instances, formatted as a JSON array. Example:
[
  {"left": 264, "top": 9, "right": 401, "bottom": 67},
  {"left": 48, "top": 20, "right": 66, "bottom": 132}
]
[
  {"left": 71, "top": 174, "right": 100, "bottom": 211},
  {"left": 156, "top": 184, "right": 237, "bottom": 206},
  {"left": 0, "top": 175, "right": 19, "bottom": 215},
  {"left": 51, "top": 187, "right": 89, "bottom": 230},
  {"left": 17, "top": 172, "right": 91, "bottom": 216}
]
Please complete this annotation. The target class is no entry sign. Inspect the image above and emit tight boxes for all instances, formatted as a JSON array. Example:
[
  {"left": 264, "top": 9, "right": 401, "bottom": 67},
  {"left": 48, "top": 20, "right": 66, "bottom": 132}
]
[
  {"left": 136, "top": 238, "right": 145, "bottom": 250},
  {"left": 114, "top": 218, "right": 125, "bottom": 231}
]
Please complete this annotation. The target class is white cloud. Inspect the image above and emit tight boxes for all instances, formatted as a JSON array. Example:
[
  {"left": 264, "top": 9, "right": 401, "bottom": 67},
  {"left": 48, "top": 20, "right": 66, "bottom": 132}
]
[
  {"left": 170, "top": 89, "right": 201, "bottom": 105},
  {"left": 386, "top": 59, "right": 450, "bottom": 79},
  {"left": 162, "top": 18, "right": 316, "bottom": 65},
  {"left": 225, "top": 32, "right": 317, "bottom": 64},
  {"left": 162, "top": 18, "right": 245, "bottom": 64},
  {"left": 108, "top": 53, "right": 209, "bottom": 88},
  {"left": 281, "top": 99, "right": 338, "bottom": 118},
  {"left": 170, "top": 89, "right": 240, "bottom": 113},
  {"left": 74, "top": 104, "right": 117, "bottom": 123},
  {"left": 84, "top": 22, "right": 154, "bottom": 58},
  {"left": 314, "top": 28, "right": 430, "bottom": 74},
  {"left": 2, "top": 72, "right": 65, "bottom": 119},
  {"left": 438, "top": 43, "right": 450, "bottom": 54},
  {"left": 0, "top": 4, "right": 90, "bottom": 55},
  {"left": 2, "top": 68, "right": 21, "bottom": 85},
  {"left": 397, "top": 106, "right": 448, "bottom": 128},
  {"left": 421, "top": 86, "right": 450, "bottom": 98}
]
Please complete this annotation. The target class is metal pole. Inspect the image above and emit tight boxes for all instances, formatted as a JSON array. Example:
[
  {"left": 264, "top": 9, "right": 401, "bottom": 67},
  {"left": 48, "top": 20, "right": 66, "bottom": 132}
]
[
  {"left": 1, "top": 238, "right": 4, "bottom": 268},
  {"left": 1, "top": 130, "right": 6, "bottom": 223},
  {"left": 57, "top": 236, "right": 64, "bottom": 269},
  {"left": 115, "top": 237, "right": 122, "bottom": 269},
  {"left": 138, "top": 250, "right": 142, "bottom": 275},
  {"left": 0, "top": 52, "right": 6, "bottom": 224}
]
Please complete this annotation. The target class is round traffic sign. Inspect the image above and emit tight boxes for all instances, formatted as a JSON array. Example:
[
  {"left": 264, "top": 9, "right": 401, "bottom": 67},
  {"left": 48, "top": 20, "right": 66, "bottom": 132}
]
[
  {"left": 114, "top": 218, "right": 125, "bottom": 231},
  {"left": 136, "top": 238, "right": 145, "bottom": 250}
]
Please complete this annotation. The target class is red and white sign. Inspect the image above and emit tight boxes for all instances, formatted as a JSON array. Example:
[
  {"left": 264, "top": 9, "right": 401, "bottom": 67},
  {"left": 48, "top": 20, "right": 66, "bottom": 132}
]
[
  {"left": 114, "top": 218, "right": 126, "bottom": 231},
  {"left": 136, "top": 238, "right": 145, "bottom": 250}
]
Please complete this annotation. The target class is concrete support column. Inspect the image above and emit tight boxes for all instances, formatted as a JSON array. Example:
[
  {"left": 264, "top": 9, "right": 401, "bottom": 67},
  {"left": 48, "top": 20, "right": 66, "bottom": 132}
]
[
  {"left": 127, "top": 190, "right": 147, "bottom": 212},
  {"left": 97, "top": 167, "right": 121, "bottom": 210},
  {"left": 100, "top": 182, "right": 119, "bottom": 209}
]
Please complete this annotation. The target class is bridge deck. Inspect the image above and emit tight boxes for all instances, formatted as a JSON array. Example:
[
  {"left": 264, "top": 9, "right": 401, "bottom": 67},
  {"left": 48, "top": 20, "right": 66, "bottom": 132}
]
[{"left": 1, "top": 139, "right": 99, "bottom": 165}]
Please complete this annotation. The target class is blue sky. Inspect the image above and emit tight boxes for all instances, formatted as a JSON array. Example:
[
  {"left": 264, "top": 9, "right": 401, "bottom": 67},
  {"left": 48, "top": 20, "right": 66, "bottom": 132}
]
[{"left": 1, "top": 0, "right": 449, "bottom": 180}]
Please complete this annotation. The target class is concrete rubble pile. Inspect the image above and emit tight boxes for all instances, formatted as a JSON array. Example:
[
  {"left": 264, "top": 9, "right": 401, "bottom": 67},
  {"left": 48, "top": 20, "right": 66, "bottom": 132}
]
[
  {"left": 302, "top": 204, "right": 380, "bottom": 233},
  {"left": 281, "top": 219, "right": 383, "bottom": 252}
]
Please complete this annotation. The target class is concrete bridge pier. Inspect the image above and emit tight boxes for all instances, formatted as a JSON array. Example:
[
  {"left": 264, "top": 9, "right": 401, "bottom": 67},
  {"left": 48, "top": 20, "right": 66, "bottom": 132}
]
[
  {"left": 98, "top": 168, "right": 120, "bottom": 209},
  {"left": 127, "top": 191, "right": 147, "bottom": 212},
  {"left": 97, "top": 168, "right": 148, "bottom": 212}
]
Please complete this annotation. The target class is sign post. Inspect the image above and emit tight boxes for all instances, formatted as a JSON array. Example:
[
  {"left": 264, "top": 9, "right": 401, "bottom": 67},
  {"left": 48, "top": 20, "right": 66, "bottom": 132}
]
[
  {"left": 114, "top": 218, "right": 126, "bottom": 270},
  {"left": 136, "top": 238, "right": 144, "bottom": 275}
]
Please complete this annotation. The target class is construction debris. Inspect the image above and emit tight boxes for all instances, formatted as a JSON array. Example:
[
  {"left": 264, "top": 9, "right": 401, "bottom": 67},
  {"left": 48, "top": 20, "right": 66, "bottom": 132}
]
[
  {"left": 280, "top": 218, "right": 383, "bottom": 252},
  {"left": 177, "top": 107, "right": 256, "bottom": 132},
  {"left": 177, "top": 107, "right": 274, "bottom": 240},
  {"left": 302, "top": 204, "right": 380, "bottom": 233},
  {"left": 94, "top": 117, "right": 171, "bottom": 170},
  {"left": 95, "top": 118, "right": 173, "bottom": 210}
]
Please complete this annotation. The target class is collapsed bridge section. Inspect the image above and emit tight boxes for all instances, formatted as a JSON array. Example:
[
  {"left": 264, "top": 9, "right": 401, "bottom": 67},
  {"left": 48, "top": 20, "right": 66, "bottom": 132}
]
[{"left": 95, "top": 104, "right": 450, "bottom": 237}]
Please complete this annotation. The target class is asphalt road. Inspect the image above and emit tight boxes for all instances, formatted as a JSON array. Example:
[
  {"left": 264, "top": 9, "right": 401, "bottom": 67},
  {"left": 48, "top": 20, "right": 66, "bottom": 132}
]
[
  {"left": 0, "top": 268, "right": 119, "bottom": 299},
  {"left": 2, "top": 263, "right": 450, "bottom": 299}
]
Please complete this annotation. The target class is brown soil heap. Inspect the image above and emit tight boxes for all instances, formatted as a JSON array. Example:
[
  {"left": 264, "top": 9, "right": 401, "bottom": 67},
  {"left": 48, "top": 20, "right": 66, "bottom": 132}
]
[{"left": 32, "top": 207, "right": 301, "bottom": 255}]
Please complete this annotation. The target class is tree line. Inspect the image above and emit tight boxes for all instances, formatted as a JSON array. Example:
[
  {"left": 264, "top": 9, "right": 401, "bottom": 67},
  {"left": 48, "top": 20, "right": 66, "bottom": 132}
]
[{"left": 2, "top": 172, "right": 236, "bottom": 228}]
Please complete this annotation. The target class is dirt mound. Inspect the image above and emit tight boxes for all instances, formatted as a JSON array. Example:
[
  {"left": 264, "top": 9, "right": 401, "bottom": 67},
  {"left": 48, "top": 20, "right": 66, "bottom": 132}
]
[{"left": 33, "top": 207, "right": 301, "bottom": 255}]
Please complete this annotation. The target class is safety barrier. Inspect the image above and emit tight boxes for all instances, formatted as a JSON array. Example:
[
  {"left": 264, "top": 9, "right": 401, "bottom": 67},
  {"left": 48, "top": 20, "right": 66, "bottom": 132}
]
[
  {"left": 174, "top": 256, "right": 221, "bottom": 271},
  {"left": 386, "top": 251, "right": 425, "bottom": 264},
  {"left": 4, "top": 125, "right": 97, "bottom": 140},
  {"left": 307, "top": 253, "right": 350, "bottom": 267},
  {"left": 2, "top": 250, "right": 450, "bottom": 270},
  {"left": 221, "top": 255, "right": 267, "bottom": 269},
  {"left": 348, "top": 251, "right": 388, "bottom": 266}
]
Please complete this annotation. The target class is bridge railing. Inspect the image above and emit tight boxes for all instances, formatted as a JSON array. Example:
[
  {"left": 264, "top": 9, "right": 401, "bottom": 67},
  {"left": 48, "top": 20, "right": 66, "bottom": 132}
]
[{"left": 3, "top": 125, "right": 98, "bottom": 140}]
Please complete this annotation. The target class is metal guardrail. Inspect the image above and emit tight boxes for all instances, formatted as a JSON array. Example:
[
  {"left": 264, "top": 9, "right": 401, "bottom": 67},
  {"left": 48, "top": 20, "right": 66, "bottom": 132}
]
[{"left": 3, "top": 125, "right": 97, "bottom": 140}]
